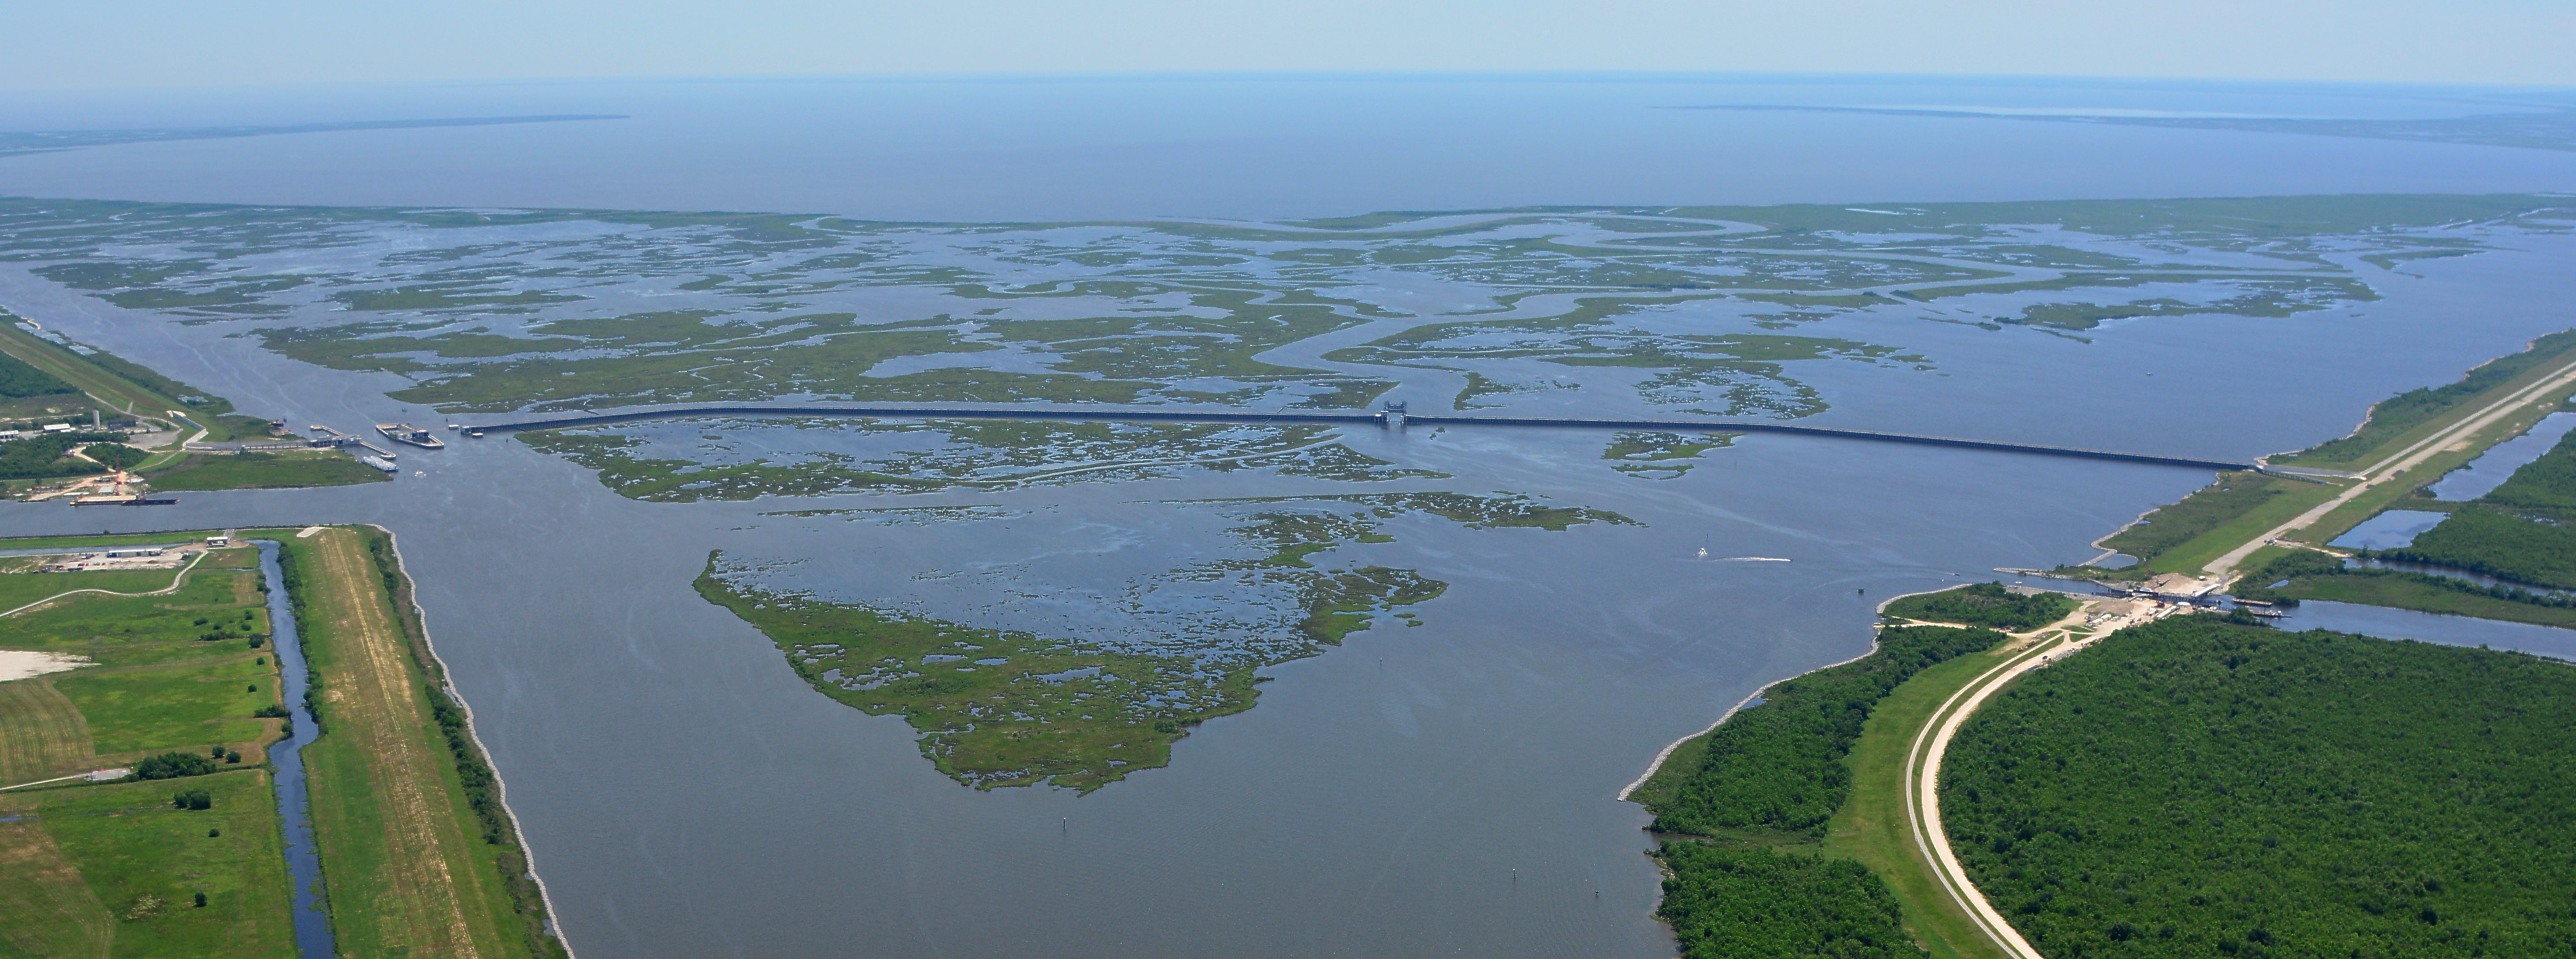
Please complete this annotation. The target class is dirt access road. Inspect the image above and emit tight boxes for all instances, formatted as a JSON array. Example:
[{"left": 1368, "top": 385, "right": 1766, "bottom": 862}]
[{"left": 300, "top": 527, "right": 501, "bottom": 959}]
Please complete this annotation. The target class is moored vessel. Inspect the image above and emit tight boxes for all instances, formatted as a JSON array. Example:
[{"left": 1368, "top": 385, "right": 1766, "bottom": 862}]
[{"left": 376, "top": 423, "right": 446, "bottom": 449}]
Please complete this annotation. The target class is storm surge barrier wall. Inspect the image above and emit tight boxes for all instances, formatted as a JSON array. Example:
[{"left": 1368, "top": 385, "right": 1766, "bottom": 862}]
[{"left": 459, "top": 403, "right": 2261, "bottom": 472}]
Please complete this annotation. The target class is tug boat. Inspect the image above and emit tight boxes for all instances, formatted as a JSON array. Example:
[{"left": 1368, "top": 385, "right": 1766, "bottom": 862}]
[{"left": 375, "top": 423, "right": 446, "bottom": 450}]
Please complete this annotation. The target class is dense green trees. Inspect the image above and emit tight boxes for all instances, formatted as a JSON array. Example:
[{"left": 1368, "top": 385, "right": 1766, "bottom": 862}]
[
  {"left": 0, "top": 431, "right": 122, "bottom": 480},
  {"left": 0, "top": 351, "right": 77, "bottom": 398},
  {"left": 1880, "top": 583, "right": 2077, "bottom": 632},
  {"left": 1636, "top": 614, "right": 2016, "bottom": 957},
  {"left": 1943, "top": 615, "right": 2576, "bottom": 958},
  {"left": 2364, "top": 423, "right": 2576, "bottom": 589},
  {"left": 1649, "top": 624, "right": 2008, "bottom": 836},
  {"left": 426, "top": 684, "right": 509, "bottom": 845},
  {"left": 2477, "top": 425, "right": 2576, "bottom": 516},
  {"left": 2297, "top": 329, "right": 2576, "bottom": 465},
  {"left": 1656, "top": 843, "right": 1924, "bottom": 959},
  {"left": 2384, "top": 507, "right": 2576, "bottom": 589},
  {"left": 81, "top": 442, "right": 150, "bottom": 470}
]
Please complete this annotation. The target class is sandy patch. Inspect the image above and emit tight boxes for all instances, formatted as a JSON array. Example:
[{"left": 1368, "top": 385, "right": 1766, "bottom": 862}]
[
  {"left": 0, "top": 651, "right": 93, "bottom": 682},
  {"left": 297, "top": 526, "right": 326, "bottom": 538}
]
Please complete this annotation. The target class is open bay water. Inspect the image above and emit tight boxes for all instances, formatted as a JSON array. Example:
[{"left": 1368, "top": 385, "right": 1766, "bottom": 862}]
[
  {"left": 6, "top": 77, "right": 2576, "bottom": 957},
  {"left": 3, "top": 75, "right": 2576, "bottom": 220}
]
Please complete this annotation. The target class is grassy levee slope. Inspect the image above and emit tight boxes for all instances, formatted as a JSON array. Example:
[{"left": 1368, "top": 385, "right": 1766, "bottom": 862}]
[
  {"left": 2287, "top": 328, "right": 2576, "bottom": 470},
  {"left": 0, "top": 312, "right": 356, "bottom": 469},
  {"left": 282, "top": 527, "right": 562, "bottom": 959},
  {"left": 0, "top": 536, "right": 296, "bottom": 957},
  {"left": 1942, "top": 615, "right": 2576, "bottom": 958},
  {"left": 0, "top": 319, "right": 185, "bottom": 427},
  {"left": 2223, "top": 342, "right": 2576, "bottom": 625},
  {"left": 1817, "top": 634, "right": 2066, "bottom": 959},
  {"left": 1630, "top": 585, "right": 2077, "bottom": 958},
  {"left": 0, "top": 317, "right": 386, "bottom": 487},
  {"left": 0, "top": 317, "right": 267, "bottom": 446},
  {"left": 2078, "top": 328, "right": 2576, "bottom": 579}
]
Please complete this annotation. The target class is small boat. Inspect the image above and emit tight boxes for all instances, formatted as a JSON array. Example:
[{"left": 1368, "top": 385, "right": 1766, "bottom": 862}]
[{"left": 376, "top": 423, "right": 446, "bottom": 450}]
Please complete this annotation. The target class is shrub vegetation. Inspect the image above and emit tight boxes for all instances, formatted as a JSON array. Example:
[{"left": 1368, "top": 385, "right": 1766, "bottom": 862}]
[
  {"left": 0, "top": 430, "right": 122, "bottom": 480},
  {"left": 1656, "top": 843, "right": 1925, "bottom": 959},
  {"left": 2293, "top": 329, "right": 2576, "bottom": 465},
  {"left": 130, "top": 751, "right": 219, "bottom": 780},
  {"left": 1879, "top": 582, "right": 2076, "bottom": 632},
  {"left": 0, "top": 349, "right": 79, "bottom": 397},
  {"left": 2381, "top": 507, "right": 2576, "bottom": 589},
  {"left": 1629, "top": 613, "right": 2022, "bottom": 957},
  {"left": 1649, "top": 624, "right": 2010, "bottom": 837}
]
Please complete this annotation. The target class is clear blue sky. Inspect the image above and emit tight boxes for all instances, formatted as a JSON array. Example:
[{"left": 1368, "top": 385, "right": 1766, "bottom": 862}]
[{"left": 4, "top": 0, "right": 2571, "bottom": 91}]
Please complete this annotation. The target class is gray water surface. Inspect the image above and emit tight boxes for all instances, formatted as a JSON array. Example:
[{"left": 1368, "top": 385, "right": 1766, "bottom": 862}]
[
  {"left": 6, "top": 77, "right": 2576, "bottom": 220},
  {"left": 2327, "top": 510, "right": 2453, "bottom": 550},
  {"left": 2426, "top": 411, "right": 2576, "bottom": 501},
  {"left": 2274, "top": 599, "right": 2576, "bottom": 662},
  {"left": 6, "top": 78, "right": 2576, "bottom": 959}
]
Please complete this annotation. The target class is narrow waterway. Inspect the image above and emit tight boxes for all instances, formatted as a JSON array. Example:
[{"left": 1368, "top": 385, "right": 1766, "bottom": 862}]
[
  {"left": 254, "top": 539, "right": 337, "bottom": 959},
  {"left": 2345, "top": 556, "right": 2576, "bottom": 598},
  {"left": 2274, "top": 599, "right": 2576, "bottom": 662}
]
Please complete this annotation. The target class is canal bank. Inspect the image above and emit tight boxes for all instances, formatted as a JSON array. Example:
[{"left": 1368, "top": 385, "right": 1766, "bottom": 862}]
[
  {"left": 266, "top": 525, "right": 572, "bottom": 959},
  {"left": 253, "top": 538, "right": 337, "bottom": 958}
]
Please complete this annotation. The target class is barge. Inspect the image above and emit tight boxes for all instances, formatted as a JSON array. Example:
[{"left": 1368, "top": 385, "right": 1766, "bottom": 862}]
[{"left": 376, "top": 423, "right": 446, "bottom": 450}]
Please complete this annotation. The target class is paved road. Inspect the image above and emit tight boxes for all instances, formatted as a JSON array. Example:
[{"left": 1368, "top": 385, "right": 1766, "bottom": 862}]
[
  {"left": 1900, "top": 347, "right": 2576, "bottom": 958},
  {"left": 1903, "top": 602, "right": 2167, "bottom": 959},
  {"left": 2206, "top": 350, "right": 2576, "bottom": 580}
]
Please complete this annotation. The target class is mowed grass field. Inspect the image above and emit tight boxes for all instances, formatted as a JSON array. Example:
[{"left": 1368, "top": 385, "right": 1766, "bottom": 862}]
[
  {"left": 0, "top": 564, "right": 187, "bottom": 619},
  {"left": 145, "top": 451, "right": 390, "bottom": 492},
  {"left": 0, "top": 771, "right": 297, "bottom": 959},
  {"left": 0, "top": 538, "right": 296, "bottom": 957},
  {"left": 285, "top": 527, "right": 557, "bottom": 959},
  {"left": 1818, "top": 640, "right": 2042, "bottom": 959},
  {"left": 0, "top": 544, "right": 279, "bottom": 786}
]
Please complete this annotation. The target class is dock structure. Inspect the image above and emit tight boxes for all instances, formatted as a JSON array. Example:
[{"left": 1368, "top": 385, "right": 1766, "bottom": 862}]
[{"left": 458, "top": 401, "right": 2263, "bottom": 472}]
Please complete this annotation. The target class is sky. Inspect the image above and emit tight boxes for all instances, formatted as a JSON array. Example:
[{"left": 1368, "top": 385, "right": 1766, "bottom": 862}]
[{"left": 3, "top": 0, "right": 2572, "bottom": 92}]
